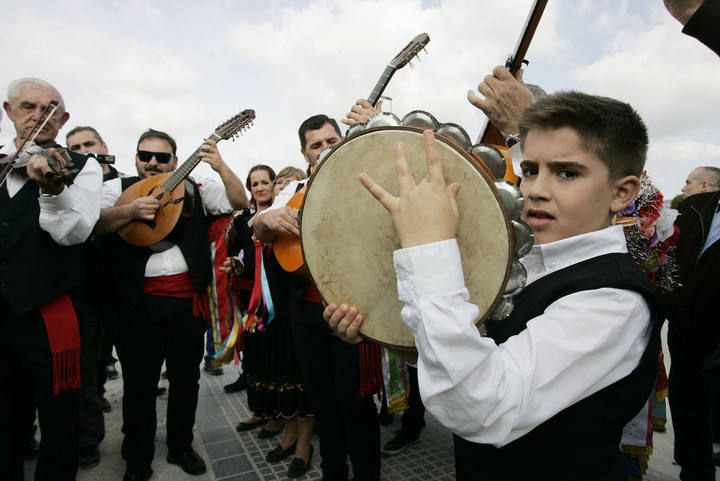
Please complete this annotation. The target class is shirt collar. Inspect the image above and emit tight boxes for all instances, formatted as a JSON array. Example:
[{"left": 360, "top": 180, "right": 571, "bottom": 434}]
[{"left": 521, "top": 225, "right": 629, "bottom": 285}]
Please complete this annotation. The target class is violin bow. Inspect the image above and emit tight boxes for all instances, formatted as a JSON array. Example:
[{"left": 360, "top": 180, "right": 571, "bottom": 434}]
[{"left": 0, "top": 101, "right": 61, "bottom": 187}]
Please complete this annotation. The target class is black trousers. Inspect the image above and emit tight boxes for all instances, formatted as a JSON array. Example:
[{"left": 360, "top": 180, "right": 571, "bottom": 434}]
[
  {"left": 0, "top": 298, "right": 79, "bottom": 481},
  {"left": 78, "top": 303, "right": 104, "bottom": 451},
  {"left": 116, "top": 294, "right": 205, "bottom": 474},
  {"left": 295, "top": 300, "right": 380, "bottom": 481},
  {"left": 400, "top": 365, "right": 426, "bottom": 437},
  {"left": 668, "top": 324, "right": 717, "bottom": 481}
]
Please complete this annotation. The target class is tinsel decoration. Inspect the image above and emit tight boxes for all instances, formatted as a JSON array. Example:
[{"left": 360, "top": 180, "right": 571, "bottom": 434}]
[{"left": 616, "top": 172, "right": 680, "bottom": 293}]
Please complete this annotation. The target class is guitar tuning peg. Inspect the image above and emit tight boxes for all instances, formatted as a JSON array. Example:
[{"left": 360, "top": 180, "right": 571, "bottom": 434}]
[
  {"left": 423, "top": 47, "right": 429, "bottom": 55},
  {"left": 409, "top": 61, "right": 414, "bottom": 69}
]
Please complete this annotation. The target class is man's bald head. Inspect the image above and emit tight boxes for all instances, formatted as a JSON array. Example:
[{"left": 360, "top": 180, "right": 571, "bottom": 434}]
[{"left": 682, "top": 166, "right": 720, "bottom": 197}]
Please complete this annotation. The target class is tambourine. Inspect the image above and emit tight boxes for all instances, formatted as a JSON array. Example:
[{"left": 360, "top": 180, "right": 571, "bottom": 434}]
[{"left": 300, "top": 112, "right": 533, "bottom": 350}]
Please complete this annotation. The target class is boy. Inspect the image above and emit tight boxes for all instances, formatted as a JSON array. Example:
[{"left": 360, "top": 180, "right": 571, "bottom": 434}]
[{"left": 325, "top": 92, "right": 661, "bottom": 480}]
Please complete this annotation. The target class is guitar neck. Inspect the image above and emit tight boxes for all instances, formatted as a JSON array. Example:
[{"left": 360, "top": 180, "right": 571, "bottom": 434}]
[
  {"left": 367, "top": 65, "right": 397, "bottom": 108},
  {"left": 478, "top": 0, "right": 548, "bottom": 145},
  {"left": 163, "top": 132, "right": 222, "bottom": 192}
]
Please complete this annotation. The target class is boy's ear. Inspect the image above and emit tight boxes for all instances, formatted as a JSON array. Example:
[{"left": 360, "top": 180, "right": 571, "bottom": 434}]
[{"left": 610, "top": 175, "right": 641, "bottom": 214}]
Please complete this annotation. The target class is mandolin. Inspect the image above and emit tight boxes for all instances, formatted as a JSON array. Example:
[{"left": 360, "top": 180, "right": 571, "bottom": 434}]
[
  {"left": 273, "top": 32, "right": 430, "bottom": 275},
  {"left": 115, "top": 109, "right": 255, "bottom": 247}
]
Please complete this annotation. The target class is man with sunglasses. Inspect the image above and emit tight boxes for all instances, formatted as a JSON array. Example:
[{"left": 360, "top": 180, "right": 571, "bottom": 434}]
[{"left": 97, "top": 128, "right": 247, "bottom": 481}]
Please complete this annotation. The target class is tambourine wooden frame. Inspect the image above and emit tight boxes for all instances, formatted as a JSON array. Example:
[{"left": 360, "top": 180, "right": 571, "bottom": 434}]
[{"left": 299, "top": 126, "right": 514, "bottom": 351}]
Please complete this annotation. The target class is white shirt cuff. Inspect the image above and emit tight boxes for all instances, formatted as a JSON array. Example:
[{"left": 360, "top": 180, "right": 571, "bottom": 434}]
[{"left": 393, "top": 239, "right": 466, "bottom": 301}]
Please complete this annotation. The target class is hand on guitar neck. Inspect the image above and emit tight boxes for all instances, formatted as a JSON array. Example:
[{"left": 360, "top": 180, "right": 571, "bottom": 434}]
[
  {"left": 342, "top": 98, "right": 383, "bottom": 127},
  {"left": 467, "top": 65, "right": 533, "bottom": 138}
]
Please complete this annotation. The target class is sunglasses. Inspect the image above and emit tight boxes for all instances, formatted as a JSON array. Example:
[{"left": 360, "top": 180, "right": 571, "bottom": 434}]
[{"left": 136, "top": 150, "right": 174, "bottom": 164}]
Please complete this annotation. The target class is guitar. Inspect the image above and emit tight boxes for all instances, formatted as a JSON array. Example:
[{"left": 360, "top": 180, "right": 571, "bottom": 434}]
[
  {"left": 115, "top": 109, "right": 255, "bottom": 247},
  {"left": 273, "top": 32, "right": 430, "bottom": 275},
  {"left": 476, "top": 0, "right": 548, "bottom": 184}
]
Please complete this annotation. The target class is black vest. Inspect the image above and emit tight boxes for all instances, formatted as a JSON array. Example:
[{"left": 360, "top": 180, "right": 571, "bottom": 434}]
[
  {"left": 454, "top": 253, "right": 662, "bottom": 481},
  {"left": 0, "top": 153, "right": 89, "bottom": 314},
  {"left": 108, "top": 176, "right": 212, "bottom": 306}
]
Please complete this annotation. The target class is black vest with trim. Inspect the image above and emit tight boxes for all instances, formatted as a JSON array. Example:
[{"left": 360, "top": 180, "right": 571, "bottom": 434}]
[
  {"left": 0, "top": 152, "right": 89, "bottom": 314},
  {"left": 108, "top": 176, "right": 212, "bottom": 306},
  {"left": 454, "top": 252, "right": 662, "bottom": 481}
]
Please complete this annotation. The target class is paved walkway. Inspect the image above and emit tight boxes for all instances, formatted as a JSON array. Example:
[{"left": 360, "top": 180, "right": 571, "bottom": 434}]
[{"left": 24, "top": 325, "right": 713, "bottom": 480}]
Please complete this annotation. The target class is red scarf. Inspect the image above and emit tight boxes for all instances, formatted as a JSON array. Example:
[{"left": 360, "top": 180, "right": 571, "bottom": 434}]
[{"left": 39, "top": 293, "right": 81, "bottom": 395}]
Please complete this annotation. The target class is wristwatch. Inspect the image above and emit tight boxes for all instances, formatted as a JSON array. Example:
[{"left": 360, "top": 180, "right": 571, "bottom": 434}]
[{"left": 503, "top": 132, "right": 521, "bottom": 148}]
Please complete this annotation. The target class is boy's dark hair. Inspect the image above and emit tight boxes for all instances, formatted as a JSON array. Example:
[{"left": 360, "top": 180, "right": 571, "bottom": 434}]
[
  {"left": 66, "top": 125, "right": 105, "bottom": 145},
  {"left": 519, "top": 91, "right": 648, "bottom": 180},
  {"left": 136, "top": 128, "right": 177, "bottom": 155},
  {"left": 298, "top": 115, "right": 341, "bottom": 150}
]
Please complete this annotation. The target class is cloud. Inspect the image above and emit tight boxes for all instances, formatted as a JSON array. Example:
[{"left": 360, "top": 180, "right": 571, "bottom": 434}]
[{"left": 1, "top": 0, "right": 717, "bottom": 200}]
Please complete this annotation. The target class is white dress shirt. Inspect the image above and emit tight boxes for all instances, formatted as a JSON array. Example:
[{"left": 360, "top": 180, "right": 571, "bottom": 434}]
[
  {"left": 393, "top": 225, "right": 652, "bottom": 446},
  {"left": 102, "top": 176, "right": 233, "bottom": 277},
  {"left": 1, "top": 143, "right": 102, "bottom": 246}
]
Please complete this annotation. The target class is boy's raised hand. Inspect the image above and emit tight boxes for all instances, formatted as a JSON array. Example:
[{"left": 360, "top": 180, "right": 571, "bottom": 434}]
[{"left": 358, "top": 130, "right": 461, "bottom": 248}]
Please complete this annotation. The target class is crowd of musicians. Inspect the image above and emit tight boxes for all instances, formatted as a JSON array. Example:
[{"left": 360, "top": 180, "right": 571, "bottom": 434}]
[{"left": 1, "top": 2, "right": 719, "bottom": 481}]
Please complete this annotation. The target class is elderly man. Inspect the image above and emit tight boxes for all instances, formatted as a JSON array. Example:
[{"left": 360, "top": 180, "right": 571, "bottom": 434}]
[{"left": 0, "top": 78, "right": 102, "bottom": 481}]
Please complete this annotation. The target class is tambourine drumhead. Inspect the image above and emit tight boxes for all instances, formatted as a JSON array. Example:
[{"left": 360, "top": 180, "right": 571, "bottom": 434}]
[{"left": 301, "top": 127, "right": 513, "bottom": 350}]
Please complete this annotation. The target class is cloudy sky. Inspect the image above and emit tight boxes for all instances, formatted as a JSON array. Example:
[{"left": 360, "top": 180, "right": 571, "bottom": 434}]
[{"left": 2, "top": 0, "right": 718, "bottom": 199}]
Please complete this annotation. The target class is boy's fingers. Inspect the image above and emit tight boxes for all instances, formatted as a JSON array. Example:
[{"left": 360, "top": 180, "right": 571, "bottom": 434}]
[
  {"left": 394, "top": 142, "right": 415, "bottom": 196},
  {"left": 447, "top": 183, "right": 461, "bottom": 214},
  {"left": 447, "top": 182, "right": 461, "bottom": 199},
  {"left": 358, "top": 173, "right": 396, "bottom": 212},
  {"left": 422, "top": 130, "right": 445, "bottom": 185}
]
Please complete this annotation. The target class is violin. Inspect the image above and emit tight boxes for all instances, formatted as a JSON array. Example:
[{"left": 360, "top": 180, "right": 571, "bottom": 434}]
[{"left": 0, "top": 101, "right": 77, "bottom": 187}]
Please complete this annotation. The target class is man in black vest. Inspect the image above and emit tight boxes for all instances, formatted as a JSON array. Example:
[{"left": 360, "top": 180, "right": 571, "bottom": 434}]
[
  {"left": 65, "top": 125, "right": 120, "bottom": 469},
  {"left": 0, "top": 78, "right": 103, "bottom": 481},
  {"left": 255, "top": 115, "right": 381, "bottom": 481},
  {"left": 666, "top": 166, "right": 720, "bottom": 480},
  {"left": 97, "top": 128, "right": 247, "bottom": 481}
]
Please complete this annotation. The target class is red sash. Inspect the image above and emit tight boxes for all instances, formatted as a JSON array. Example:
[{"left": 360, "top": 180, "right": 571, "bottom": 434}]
[
  {"left": 143, "top": 272, "right": 209, "bottom": 323},
  {"left": 39, "top": 294, "right": 81, "bottom": 395}
]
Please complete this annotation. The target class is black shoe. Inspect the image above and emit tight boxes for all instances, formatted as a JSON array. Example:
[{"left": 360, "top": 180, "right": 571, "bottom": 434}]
[
  {"left": 203, "top": 361, "right": 224, "bottom": 376},
  {"left": 100, "top": 396, "right": 112, "bottom": 413},
  {"left": 23, "top": 433, "right": 40, "bottom": 460},
  {"left": 167, "top": 448, "right": 207, "bottom": 475},
  {"left": 258, "top": 426, "right": 283, "bottom": 439},
  {"left": 287, "top": 445, "right": 313, "bottom": 478},
  {"left": 78, "top": 446, "right": 100, "bottom": 469},
  {"left": 223, "top": 374, "right": 247, "bottom": 393},
  {"left": 382, "top": 430, "right": 419, "bottom": 455},
  {"left": 236, "top": 418, "right": 267, "bottom": 432},
  {"left": 123, "top": 468, "right": 153, "bottom": 481},
  {"left": 265, "top": 441, "right": 297, "bottom": 463}
]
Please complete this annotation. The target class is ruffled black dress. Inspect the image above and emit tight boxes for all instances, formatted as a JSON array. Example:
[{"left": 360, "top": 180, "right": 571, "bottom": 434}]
[{"left": 229, "top": 209, "right": 311, "bottom": 419}]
